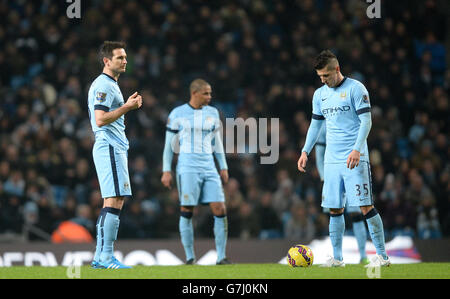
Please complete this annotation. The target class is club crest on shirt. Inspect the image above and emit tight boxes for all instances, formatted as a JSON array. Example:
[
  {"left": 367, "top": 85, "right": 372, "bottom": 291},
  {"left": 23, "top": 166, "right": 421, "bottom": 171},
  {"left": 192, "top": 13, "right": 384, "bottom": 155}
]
[{"left": 96, "top": 92, "right": 107, "bottom": 103}]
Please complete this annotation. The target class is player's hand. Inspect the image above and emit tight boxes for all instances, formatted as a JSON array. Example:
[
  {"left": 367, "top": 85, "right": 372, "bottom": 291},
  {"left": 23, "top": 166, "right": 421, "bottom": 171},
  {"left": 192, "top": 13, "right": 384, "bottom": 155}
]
[
  {"left": 347, "top": 150, "right": 360, "bottom": 169},
  {"left": 220, "top": 169, "right": 229, "bottom": 184},
  {"left": 125, "top": 92, "right": 143, "bottom": 110},
  {"left": 297, "top": 151, "right": 308, "bottom": 173},
  {"left": 161, "top": 171, "right": 173, "bottom": 189}
]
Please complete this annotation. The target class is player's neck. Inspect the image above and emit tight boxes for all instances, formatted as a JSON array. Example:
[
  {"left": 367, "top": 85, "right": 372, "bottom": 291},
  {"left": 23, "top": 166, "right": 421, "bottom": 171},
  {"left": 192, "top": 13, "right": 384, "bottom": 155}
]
[
  {"left": 334, "top": 73, "right": 345, "bottom": 87},
  {"left": 188, "top": 99, "right": 204, "bottom": 109},
  {"left": 102, "top": 68, "right": 120, "bottom": 81}
]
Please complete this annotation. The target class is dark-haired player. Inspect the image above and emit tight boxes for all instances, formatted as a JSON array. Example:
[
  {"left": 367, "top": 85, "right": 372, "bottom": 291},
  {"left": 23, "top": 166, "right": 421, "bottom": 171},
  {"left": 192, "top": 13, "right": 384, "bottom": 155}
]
[
  {"left": 298, "top": 50, "right": 390, "bottom": 267},
  {"left": 88, "top": 41, "right": 142, "bottom": 269}
]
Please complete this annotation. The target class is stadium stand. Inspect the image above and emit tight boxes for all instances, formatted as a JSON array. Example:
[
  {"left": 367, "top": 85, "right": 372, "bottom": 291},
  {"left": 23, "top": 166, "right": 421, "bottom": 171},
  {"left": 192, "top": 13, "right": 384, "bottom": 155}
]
[{"left": 0, "top": 0, "right": 448, "bottom": 242}]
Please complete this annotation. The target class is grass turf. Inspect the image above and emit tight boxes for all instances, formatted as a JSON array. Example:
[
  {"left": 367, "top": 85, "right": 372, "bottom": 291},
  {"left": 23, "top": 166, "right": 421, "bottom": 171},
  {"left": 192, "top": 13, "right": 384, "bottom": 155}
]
[{"left": 0, "top": 263, "right": 449, "bottom": 279}]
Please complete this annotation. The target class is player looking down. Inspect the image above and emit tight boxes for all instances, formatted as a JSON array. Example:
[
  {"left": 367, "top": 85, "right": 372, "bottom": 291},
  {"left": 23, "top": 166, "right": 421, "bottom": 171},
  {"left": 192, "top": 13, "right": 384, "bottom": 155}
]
[{"left": 297, "top": 50, "right": 390, "bottom": 267}]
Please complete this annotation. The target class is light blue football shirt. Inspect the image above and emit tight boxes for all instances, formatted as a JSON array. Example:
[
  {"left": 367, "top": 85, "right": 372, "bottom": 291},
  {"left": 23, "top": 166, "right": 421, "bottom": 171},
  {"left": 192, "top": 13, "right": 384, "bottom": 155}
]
[
  {"left": 317, "top": 122, "right": 326, "bottom": 146},
  {"left": 312, "top": 77, "right": 371, "bottom": 163},
  {"left": 166, "top": 103, "right": 225, "bottom": 174},
  {"left": 87, "top": 73, "right": 129, "bottom": 151}
]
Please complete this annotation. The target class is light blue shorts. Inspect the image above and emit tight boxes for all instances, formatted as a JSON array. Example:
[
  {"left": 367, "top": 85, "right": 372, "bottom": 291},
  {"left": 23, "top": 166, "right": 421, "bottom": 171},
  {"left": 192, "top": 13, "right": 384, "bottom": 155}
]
[
  {"left": 322, "top": 196, "right": 363, "bottom": 213},
  {"left": 321, "top": 161, "right": 373, "bottom": 209},
  {"left": 176, "top": 172, "right": 225, "bottom": 206},
  {"left": 93, "top": 139, "right": 132, "bottom": 198}
]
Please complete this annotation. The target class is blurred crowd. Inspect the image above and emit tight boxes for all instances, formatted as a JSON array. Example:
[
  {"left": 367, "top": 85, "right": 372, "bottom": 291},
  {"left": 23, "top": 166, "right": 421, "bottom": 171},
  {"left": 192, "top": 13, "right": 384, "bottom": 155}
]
[{"left": 0, "top": 0, "right": 448, "bottom": 242}]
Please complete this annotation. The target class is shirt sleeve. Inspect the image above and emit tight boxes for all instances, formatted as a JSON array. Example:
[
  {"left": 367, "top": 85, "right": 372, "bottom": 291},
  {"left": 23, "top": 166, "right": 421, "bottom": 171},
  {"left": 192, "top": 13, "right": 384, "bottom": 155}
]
[
  {"left": 351, "top": 82, "right": 372, "bottom": 151},
  {"left": 166, "top": 109, "right": 179, "bottom": 133},
  {"left": 302, "top": 91, "right": 325, "bottom": 155},
  {"left": 353, "top": 111, "right": 372, "bottom": 152},
  {"left": 162, "top": 130, "right": 175, "bottom": 172},
  {"left": 311, "top": 89, "right": 325, "bottom": 120},
  {"left": 352, "top": 82, "right": 371, "bottom": 116},
  {"left": 212, "top": 110, "right": 228, "bottom": 170},
  {"left": 93, "top": 83, "right": 114, "bottom": 112}
]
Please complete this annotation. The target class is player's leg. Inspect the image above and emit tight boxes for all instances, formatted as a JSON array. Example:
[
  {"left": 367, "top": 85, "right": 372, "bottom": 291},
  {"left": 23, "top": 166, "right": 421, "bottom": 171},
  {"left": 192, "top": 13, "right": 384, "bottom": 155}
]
[
  {"left": 209, "top": 201, "right": 229, "bottom": 264},
  {"left": 347, "top": 206, "right": 368, "bottom": 264},
  {"left": 360, "top": 204, "right": 390, "bottom": 266},
  {"left": 179, "top": 205, "right": 195, "bottom": 264},
  {"left": 203, "top": 173, "right": 229, "bottom": 264},
  {"left": 344, "top": 161, "right": 389, "bottom": 266},
  {"left": 99, "top": 196, "right": 127, "bottom": 268},
  {"left": 92, "top": 141, "right": 132, "bottom": 269},
  {"left": 321, "top": 163, "right": 346, "bottom": 265},
  {"left": 176, "top": 173, "right": 201, "bottom": 264},
  {"left": 329, "top": 207, "right": 345, "bottom": 262}
]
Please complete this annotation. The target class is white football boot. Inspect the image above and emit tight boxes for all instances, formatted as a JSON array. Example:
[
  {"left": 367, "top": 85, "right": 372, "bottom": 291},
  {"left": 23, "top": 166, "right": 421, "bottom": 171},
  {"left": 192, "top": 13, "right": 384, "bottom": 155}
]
[
  {"left": 320, "top": 256, "right": 345, "bottom": 267},
  {"left": 364, "top": 255, "right": 391, "bottom": 268}
]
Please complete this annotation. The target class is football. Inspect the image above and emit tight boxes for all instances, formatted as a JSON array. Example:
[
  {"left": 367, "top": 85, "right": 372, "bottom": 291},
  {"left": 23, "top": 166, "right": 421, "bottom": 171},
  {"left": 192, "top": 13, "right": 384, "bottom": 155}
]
[{"left": 287, "top": 244, "right": 314, "bottom": 267}]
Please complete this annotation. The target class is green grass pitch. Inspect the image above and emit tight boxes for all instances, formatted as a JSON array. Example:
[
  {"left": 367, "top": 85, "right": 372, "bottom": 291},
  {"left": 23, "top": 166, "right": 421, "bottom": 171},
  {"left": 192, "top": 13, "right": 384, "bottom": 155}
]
[{"left": 0, "top": 263, "right": 449, "bottom": 279}]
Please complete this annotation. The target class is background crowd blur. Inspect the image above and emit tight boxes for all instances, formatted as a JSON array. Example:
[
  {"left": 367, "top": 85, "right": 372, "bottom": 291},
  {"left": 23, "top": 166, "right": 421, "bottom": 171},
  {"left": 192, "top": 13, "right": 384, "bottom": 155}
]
[{"left": 0, "top": 0, "right": 448, "bottom": 243}]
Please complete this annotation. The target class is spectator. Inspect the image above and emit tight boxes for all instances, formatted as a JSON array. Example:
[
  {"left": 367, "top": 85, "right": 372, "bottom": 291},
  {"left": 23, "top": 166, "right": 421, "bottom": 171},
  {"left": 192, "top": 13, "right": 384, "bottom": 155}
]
[
  {"left": 256, "top": 191, "right": 283, "bottom": 239},
  {"left": 417, "top": 195, "right": 442, "bottom": 239},
  {"left": 284, "top": 201, "right": 315, "bottom": 241}
]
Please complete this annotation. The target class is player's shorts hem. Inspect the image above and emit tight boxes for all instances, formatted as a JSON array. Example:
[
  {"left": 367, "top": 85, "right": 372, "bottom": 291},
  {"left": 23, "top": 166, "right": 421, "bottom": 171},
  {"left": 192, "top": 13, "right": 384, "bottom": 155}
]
[
  {"left": 321, "top": 204, "right": 344, "bottom": 209},
  {"left": 100, "top": 194, "right": 132, "bottom": 199}
]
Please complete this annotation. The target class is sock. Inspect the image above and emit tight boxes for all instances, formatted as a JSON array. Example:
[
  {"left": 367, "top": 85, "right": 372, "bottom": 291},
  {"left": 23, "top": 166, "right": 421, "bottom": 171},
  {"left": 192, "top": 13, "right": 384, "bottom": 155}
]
[
  {"left": 214, "top": 215, "right": 228, "bottom": 262},
  {"left": 179, "top": 212, "right": 195, "bottom": 261},
  {"left": 93, "top": 209, "right": 107, "bottom": 262},
  {"left": 351, "top": 214, "right": 367, "bottom": 260},
  {"left": 99, "top": 207, "right": 121, "bottom": 263},
  {"left": 364, "top": 208, "right": 388, "bottom": 260},
  {"left": 329, "top": 213, "right": 345, "bottom": 261}
]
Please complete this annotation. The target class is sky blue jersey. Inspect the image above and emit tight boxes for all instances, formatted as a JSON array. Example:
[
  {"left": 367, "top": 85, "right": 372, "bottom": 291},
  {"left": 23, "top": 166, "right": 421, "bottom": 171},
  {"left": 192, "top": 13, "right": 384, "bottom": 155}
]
[
  {"left": 166, "top": 103, "right": 226, "bottom": 174},
  {"left": 87, "top": 73, "right": 129, "bottom": 151},
  {"left": 317, "top": 122, "right": 326, "bottom": 146},
  {"left": 312, "top": 77, "right": 371, "bottom": 163}
]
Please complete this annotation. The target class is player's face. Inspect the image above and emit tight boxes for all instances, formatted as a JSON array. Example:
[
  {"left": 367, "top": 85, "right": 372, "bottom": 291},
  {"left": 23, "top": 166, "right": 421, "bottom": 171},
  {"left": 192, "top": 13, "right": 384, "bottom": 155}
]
[
  {"left": 316, "top": 65, "right": 339, "bottom": 87},
  {"left": 106, "top": 48, "right": 127, "bottom": 74},
  {"left": 194, "top": 85, "right": 212, "bottom": 106}
]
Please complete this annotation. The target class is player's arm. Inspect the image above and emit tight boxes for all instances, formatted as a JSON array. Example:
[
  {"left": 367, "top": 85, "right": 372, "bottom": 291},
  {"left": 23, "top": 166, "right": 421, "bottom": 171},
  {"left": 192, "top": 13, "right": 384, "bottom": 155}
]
[
  {"left": 298, "top": 117, "right": 324, "bottom": 172},
  {"left": 95, "top": 92, "right": 142, "bottom": 127},
  {"left": 212, "top": 121, "right": 229, "bottom": 183},
  {"left": 347, "top": 111, "right": 372, "bottom": 169},
  {"left": 161, "top": 128, "right": 177, "bottom": 189},
  {"left": 298, "top": 91, "right": 324, "bottom": 172},
  {"left": 347, "top": 83, "right": 372, "bottom": 169}
]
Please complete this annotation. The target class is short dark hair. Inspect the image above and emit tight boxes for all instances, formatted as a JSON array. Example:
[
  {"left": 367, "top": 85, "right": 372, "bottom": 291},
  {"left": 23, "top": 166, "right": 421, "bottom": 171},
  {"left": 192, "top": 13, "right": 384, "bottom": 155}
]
[
  {"left": 190, "top": 78, "right": 210, "bottom": 94},
  {"left": 314, "top": 50, "right": 338, "bottom": 70},
  {"left": 99, "top": 41, "right": 126, "bottom": 65}
]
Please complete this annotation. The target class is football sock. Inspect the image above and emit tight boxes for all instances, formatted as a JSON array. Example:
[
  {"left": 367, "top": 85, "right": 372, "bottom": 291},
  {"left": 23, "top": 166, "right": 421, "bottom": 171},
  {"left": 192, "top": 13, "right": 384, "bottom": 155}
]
[
  {"left": 179, "top": 212, "right": 195, "bottom": 261},
  {"left": 329, "top": 213, "right": 345, "bottom": 261},
  {"left": 364, "top": 208, "right": 388, "bottom": 260},
  {"left": 93, "top": 208, "right": 107, "bottom": 262},
  {"left": 214, "top": 215, "right": 228, "bottom": 262},
  {"left": 99, "top": 207, "right": 121, "bottom": 263},
  {"left": 351, "top": 214, "right": 367, "bottom": 259}
]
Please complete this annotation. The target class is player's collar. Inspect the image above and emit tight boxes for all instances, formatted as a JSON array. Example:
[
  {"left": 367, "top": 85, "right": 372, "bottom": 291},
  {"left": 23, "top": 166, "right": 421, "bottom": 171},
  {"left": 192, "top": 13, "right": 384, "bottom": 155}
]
[
  {"left": 102, "top": 72, "right": 117, "bottom": 82},
  {"left": 334, "top": 76, "right": 347, "bottom": 88},
  {"left": 187, "top": 102, "right": 203, "bottom": 110}
]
